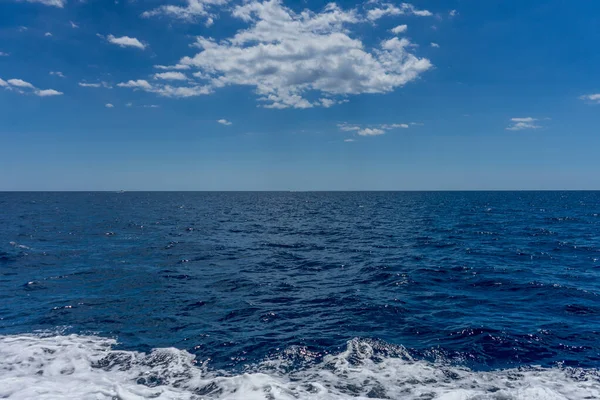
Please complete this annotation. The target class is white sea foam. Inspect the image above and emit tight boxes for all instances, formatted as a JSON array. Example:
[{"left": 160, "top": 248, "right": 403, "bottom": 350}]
[{"left": 0, "top": 333, "right": 598, "bottom": 399}]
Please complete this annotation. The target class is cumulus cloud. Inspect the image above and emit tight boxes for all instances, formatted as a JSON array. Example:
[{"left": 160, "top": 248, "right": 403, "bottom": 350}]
[
  {"left": 22, "top": 0, "right": 65, "bottom": 7},
  {"left": 106, "top": 34, "right": 146, "bottom": 50},
  {"left": 153, "top": 72, "right": 188, "bottom": 81},
  {"left": 391, "top": 24, "right": 408, "bottom": 34},
  {"left": 506, "top": 117, "right": 542, "bottom": 131},
  {"left": 579, "top": 93, "right": 600, "bottom": 103},
  {"left": 79, "top": 81, "right": 112, "bottom": 88},
  {"left": 142, "top": 0, "right": 229, "bottom": 25},
  {"left": 36, "top": 89, "right": 62, "bottom": 96},
  {"left": 430, "top": 42, "right": 440, "bottom": 48},
  {"left": 141, "top": 0, "right": 430, "bottom": 108},
  {"left": 367, "top": 2, "right": 432, "bottom": 21},
  {"left": 449, "top": 9, "right": 458, "bottom": 17},
  {"left": 49, "top": 71, "right": 65, "bottom": 78},
  {"left": 338, "top": 121, "right": 411, "bottom": 137},
  {"left": 105, "top": 103, "right": 114, "bottom": 108},
  {"left": 1, "top": 77, "right": 62, "bottom": 96},
  {"left": 217, "top": 119, "right": 232, "bottom": 125},
  {"left": 44, "top": 32, "right": 52, "bottom": 37}
]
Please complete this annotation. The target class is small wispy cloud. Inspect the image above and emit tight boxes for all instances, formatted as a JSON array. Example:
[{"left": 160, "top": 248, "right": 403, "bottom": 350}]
[
  {"left": 23, "top": 0, "right": 65, "bottom": 7},
  {"left": 70, "top": 21, "right": 79, "bottom": 28},
  {"left": 49, "top": 71, "right": 65, "bottom": 78},
  {"left": 44, "top": 32, "right": 53, "bottom": 37},
  {"left": 104, "top": 34, "right": 146, "bottom": 50},
  {"left": 449, "top": 9, "right": 458, "bottom": 17},
  {"left": 7, "top": 79, "right": 35, "bottom": 89},
  {"left": 506, "top": 117, "right": 542, "bottom": 131},
  {"left": 105, "top": 103, "right": 114, "bottom": 108},
  {"left": 154, "top": 64, "right": 191, "bottom": 71},
  {"left": 344, "top": 138, "right": 355, "bottom": 142},
  {"left": 36, "top": 89, "right": 62, "bottom": 96},
  {"left": 391, "top": 24, "right": 408, "bottom": 34},
  {"left": 430, "top": 42, "right": 440, "bottom": 48},
  {"left": 217, "top": 119, "right": 232, "bottom": 126},
  {"left": 0, "top": 52, "right": 8, "bottom": 57},
  {"left": 153, "top": 72, "right": 187, "bottom": 81},
  {"left": 2, "top": 77, "right": 63, "bottom": 96},
  {"left": 358, "top": 128, "right": 385, "bottom": 136},
  {"left": 579, "top": 93, "right": 600, "bottom": 104},
  {"left": 338, "top": 122, "right": 411, "bottom": 137},
  {"left": 79, "top": 81, "right": 112, "bottom": 88}
]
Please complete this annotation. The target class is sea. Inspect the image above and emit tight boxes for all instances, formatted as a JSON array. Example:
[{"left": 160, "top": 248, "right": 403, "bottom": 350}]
[{"left": 0, "top": 191, "right": 599, "bottom": 399}]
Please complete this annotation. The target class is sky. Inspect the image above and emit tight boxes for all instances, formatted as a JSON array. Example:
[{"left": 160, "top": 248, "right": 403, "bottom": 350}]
[{"left": 1, "top": 0, "right": 600, "bottom": 190}]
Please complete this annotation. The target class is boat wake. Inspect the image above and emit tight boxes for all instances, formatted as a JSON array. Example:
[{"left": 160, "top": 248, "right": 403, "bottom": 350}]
[{"left": 0, "top": 333, "right": 598, "bottom": 399}]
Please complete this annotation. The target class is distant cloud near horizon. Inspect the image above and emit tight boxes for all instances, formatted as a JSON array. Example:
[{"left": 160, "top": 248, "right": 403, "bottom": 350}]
[
  {"left": 506, "top": 117, "right": 542, "bottom": 131},
  {"left": 338, "top": 122, "right": 412, "bottom": 137}
]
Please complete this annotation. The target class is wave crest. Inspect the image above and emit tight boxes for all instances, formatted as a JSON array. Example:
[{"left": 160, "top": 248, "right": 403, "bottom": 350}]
[{"left": 0, "top": 334, "right": 598, "bottom": 399}]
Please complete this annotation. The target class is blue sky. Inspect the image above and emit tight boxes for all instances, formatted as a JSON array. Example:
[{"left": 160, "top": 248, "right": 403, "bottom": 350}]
[{"left": 1, "top": 0, "right": 600, "bottom": 190}]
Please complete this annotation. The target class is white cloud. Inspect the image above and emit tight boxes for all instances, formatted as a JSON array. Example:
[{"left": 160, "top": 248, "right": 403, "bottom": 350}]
[
  {"left": 358, "top": 127, "right": 385, "bottom": 136},
  {"left": 154, "top": 64, "right": 191, "bottom": 70},
  {"left": 338, "top": 121, "right": 411, "bottom": 137},
  {"left": 126, "top": 102, "right": 133, "bottom": 107},
  {"left": 146, "top": 0, "right": 431, "bottom": 108},
  {"left": 381, "top": 123, "right": 409, "bottom": 129},
  {"left": 106, "top": 35, "right": 146, "bottom": 50},
  {"left": 36, "top": 89, "right": 62, "bottom": 96},
  {"left": 344, "top": 138, "right": 355, "bottom": 142},
  {"left": 70, "top": 21, "right": 79, "bottom": 28},
  {"left": 117, "top": 80, "right": 153, "bottom": 90},
  {"left": 0, "top": 52, "right": 8, "bottom": 57},
  {"left": 7, "top": 79, "right": 35, "bottom": 89},
  {"left": 142, "top": 0, "right": 229, "bottom": 25},
  {"left": 143, "top": 104, "right": 160, "bottom": 108},
  {"left": 22, "top": 0, "right": 65, "bottom": 7},
  {"left": 338, "top": 123, "right": 362, "bottom": 132},
  {"left": 153, "top": 72, "right": 188, "bottom": 81},
  {"left": 44, "top": 32, "right": 53, "bottom": 37},
  {"left": 579, "top": 93, "right": 600, "bottom": 103},
  {"left": 431, "top": 42, "right": 440, "bottom": 48},
  {"left": 49, "top": 71, "right": 65, "bottom": 78},
  {"left": 391, "top": 24, "right": 408, "bottom": 34},
  {"left": 449, "top": 9, "right": 458, "bottom": 17},
  {"left": 79, "top": 81, "right": 112, "bottom": 88},
  {"left": 217, "top": 119, "right": 232, "bottom": 125},
  {"left": 105, "top": 103, "right": 114, "bottom": 108},
  {"left": 1, "top": 77, "right": 62, "bottom": 96},
  {"left": 506, "top": 117, "right": 542, "bottom": 131},
  {"left": 367, "top": 2, "right": 432, "bottom": 21},
  {"left": 117, "top": 79, "right": 211, "bottom": 98}
]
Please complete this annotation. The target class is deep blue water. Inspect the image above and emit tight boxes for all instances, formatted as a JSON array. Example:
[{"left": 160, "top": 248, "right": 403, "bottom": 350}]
[{"left": 1, "top": 192, "right": 599, "bottom": 399}]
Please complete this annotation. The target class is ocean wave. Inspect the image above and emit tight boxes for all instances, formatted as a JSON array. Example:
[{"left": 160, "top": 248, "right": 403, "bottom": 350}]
[{"left": 0, "top": 334, "right": 598, "bottom": 399}]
